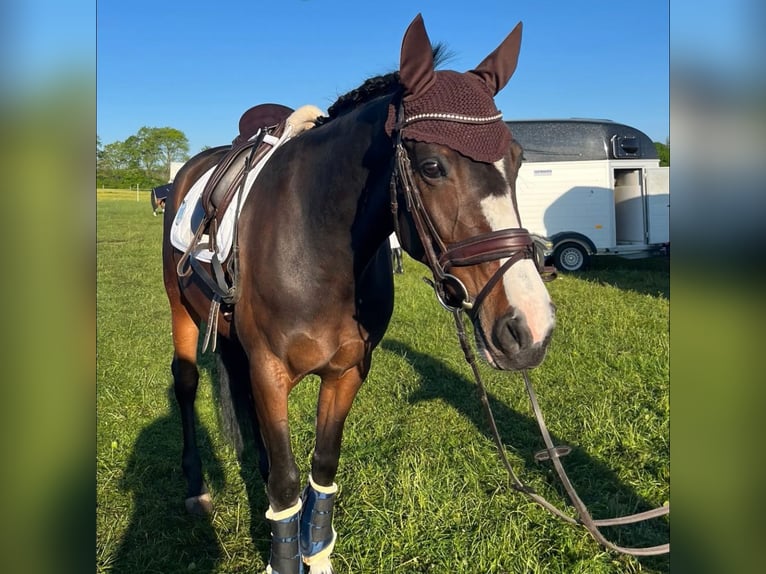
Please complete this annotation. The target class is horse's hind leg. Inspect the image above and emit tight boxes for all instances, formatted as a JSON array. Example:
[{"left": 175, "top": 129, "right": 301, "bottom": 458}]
[
  {"left": 168, "top": 301, "right": 212, "bottom": 514},
  {"left": 301, "top": 366, "right": 366, "bottom": 574}
]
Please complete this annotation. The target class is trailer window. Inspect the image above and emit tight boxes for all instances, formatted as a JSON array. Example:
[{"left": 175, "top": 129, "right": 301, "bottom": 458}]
[{"left": 612, "top": 135, "right": 640, "bottom": 158}]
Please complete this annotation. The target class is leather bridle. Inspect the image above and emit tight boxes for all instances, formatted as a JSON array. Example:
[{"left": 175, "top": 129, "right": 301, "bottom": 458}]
[
  {"left": 389, "top": 103, "right": 669, "bottom": 556},
  {"left": 389, "top": 105, "right": 552, "bottom": 315}
]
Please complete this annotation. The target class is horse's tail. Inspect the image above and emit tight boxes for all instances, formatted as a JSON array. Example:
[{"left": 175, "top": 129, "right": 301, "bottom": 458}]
[{"left": 214, "top": 338, "right": 253, "bottom": 461}]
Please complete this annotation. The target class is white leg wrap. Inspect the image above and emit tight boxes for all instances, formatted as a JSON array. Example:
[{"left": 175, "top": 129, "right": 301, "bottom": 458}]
[
  {"left": 300, "top": 475, "right": 338, "bottom": 572},
  {"left": 184, "top": 492, "right": 213, "bottom": 514}
]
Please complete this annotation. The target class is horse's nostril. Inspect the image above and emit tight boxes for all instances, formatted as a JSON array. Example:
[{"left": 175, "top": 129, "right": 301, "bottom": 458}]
[
  {"left": 506, "top": 319, "right": 522, "bottom": 345},
  {"left": 494, "top": 311, "right": 531, "bottom": 353}
]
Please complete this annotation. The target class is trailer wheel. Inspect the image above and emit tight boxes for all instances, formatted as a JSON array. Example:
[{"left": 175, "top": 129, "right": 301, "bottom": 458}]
[{"left": 552, "top": 242, "right": 590, "bottom": 272}]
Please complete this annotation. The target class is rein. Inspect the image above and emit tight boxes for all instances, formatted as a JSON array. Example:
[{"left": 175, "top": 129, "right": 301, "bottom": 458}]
[
  {"left": 390, "top": 104, "right": 669, "bottom": 556},
  {"left": 451, "top": 309, "right": 670, "bottom": 556}
]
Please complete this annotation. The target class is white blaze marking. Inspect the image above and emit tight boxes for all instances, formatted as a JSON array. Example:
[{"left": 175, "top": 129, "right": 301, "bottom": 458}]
[{"left": 477, "top": 161, "right": 555, "bottom": 344}]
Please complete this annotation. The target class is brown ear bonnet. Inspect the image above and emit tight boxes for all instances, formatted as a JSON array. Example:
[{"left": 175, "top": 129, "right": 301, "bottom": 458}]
[{"left": 385, "top": 14, "right": 523, "bottom": 164}]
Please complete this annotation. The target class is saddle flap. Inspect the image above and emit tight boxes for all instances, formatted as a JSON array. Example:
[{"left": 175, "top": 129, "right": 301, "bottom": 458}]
[{"left": 152, "top": 183, "right": 172, "bottom": 201}]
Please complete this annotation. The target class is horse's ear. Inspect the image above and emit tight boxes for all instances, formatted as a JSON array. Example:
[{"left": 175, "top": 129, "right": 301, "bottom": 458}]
[
  {"left": 468, "top": 21, "right": 523, "bottom": 95},
  {"left": 399, "top": 13, "right": 436, "bottom": 98}
]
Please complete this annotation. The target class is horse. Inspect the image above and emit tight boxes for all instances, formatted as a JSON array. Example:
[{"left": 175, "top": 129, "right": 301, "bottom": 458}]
[
  {"left": 161, "top": 14, "right": 555, "bottom": 574},
  {"left": 151, "top": 183, "right": 171, "bottom": 216}
]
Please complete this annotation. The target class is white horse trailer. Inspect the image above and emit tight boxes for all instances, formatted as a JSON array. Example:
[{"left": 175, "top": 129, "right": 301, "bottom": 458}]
[{"left": 508, "top": 119, "right": 669, "bottom": 272}]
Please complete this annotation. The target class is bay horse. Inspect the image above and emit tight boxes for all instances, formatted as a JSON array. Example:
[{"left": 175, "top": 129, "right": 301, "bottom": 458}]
[{"left": 162, "top": 14, "right": 555, "bottom": 574}]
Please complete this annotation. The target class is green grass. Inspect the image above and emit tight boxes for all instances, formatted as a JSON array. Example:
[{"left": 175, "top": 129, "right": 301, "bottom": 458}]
[{"left": 97, "top": 194, "right": 669, "bottom": 573}]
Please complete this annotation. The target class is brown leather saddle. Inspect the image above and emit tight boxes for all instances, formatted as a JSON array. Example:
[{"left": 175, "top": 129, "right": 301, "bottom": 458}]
[
  {"left": 177, "top": 103, "right": 294, "bottom": 315},
  {"left": 200, "top": 103, "right": 294, "bottom": 246}
]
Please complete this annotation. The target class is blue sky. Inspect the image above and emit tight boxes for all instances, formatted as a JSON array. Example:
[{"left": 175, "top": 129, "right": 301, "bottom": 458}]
[{"left": 97, "top": 0, "right": 669, "bottom": 153}]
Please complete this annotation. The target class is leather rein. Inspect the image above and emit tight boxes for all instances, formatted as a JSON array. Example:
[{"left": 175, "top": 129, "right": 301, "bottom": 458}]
[
  {"left": 453, "top": 309, "right": 670, "bottom": 556},
  {"left": 389, "top": 105, "right": 669, "bottom": 556}
]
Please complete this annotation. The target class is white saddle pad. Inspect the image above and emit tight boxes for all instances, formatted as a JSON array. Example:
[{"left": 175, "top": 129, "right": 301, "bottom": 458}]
[{"left": 170, "top": 105, "right": 323, "bottom": 263}]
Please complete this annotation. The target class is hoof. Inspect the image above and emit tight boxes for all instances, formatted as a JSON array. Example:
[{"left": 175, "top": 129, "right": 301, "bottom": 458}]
[{"left": 185, "top": 492, "right": 213, "bottom": 515}]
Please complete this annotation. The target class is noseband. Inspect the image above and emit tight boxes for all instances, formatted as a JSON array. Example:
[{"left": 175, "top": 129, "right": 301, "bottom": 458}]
[{"left": 389, "top": 106, "right": 551, "bottom": 314}]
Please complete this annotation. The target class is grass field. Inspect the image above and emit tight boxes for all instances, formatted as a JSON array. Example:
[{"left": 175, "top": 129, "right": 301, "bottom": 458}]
[{"left": 97, "top": 191, "right": 669, "bottom": 573}]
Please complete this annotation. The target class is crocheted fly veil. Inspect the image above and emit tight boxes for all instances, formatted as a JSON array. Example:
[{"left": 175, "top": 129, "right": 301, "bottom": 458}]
[{"left": 386, "top": 14, "right": 523, "bottom": 163}]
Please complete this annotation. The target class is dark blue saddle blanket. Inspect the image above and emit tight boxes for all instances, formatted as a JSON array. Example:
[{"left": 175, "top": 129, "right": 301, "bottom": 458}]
[{"left": 152, "top": 183, "right": 172, "bottom": 201}]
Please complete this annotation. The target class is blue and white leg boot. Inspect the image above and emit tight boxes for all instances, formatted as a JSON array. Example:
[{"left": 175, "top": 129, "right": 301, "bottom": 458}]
[
  {"left": 300, "top": 475, "right": 337, "bottom": 574},
  {"left": 265, "top": 499, "right": 303, "bottom": 574}
]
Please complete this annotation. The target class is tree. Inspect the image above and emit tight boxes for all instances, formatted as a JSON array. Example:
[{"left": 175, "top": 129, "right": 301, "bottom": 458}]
[
  {"left": 133, "top": 129, "right": 163, "bottom": 177},
  {"left": 654, "top": 141, "right": 669, "bottom": 167},
  {"left": 134, "top": 126, "right": 189, "bottom": 181},
  {"left": 153, "top": 127, "right": 190, "bottom": 180},
  {"left": 96, "top": 127, "right": 190, "bottom": 189},
  {"left": 97, "top": 139, "right": 143, "bottom": 188}
]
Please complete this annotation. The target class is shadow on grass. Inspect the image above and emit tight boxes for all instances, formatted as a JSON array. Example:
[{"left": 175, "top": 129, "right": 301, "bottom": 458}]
[
  {"left": 110, "top": 378, "right": 270, "bottom": 574},
  {"left": 574, "top": 255, "right": 670, "bottom": 299},
  {"left": 111, "top": 386, "right": 226, "bottom": 573},
  {"left": 382, "top": 339, "right": 670, "bottom": 572}
]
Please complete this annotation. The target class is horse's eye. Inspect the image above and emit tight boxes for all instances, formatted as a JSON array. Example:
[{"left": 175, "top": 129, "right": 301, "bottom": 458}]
[{"left": 419, "top": 159, "right": 444, "bottom": 179}]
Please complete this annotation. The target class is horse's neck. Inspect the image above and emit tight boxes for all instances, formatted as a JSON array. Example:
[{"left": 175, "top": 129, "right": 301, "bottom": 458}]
[
  {"left": 335, "top": 99, "right": 397, "bottom": 269},
  {"left": 275, "top": 96, "right": 395, "bottom": 277}
]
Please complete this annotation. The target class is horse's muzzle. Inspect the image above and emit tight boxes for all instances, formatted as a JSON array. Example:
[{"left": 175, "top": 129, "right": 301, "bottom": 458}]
[{"left": 479, "top": 308, "right": 553, "bottom": 371}]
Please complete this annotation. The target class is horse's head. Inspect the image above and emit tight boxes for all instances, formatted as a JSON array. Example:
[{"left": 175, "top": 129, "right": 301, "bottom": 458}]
[{"left": 389, "top": 14, "right": 555, "bottom": 371}]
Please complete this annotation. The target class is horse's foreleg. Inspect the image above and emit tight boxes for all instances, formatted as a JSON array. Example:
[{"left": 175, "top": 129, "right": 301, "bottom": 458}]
[
  {"left": 169, "top": 304, "right": 211, "bottom": 514},
  {"left": 302, "top": 366, "right": 365, "bottom": 574},
  {"left": 250, "top": 360, "right": 303, "bottom": 574}
]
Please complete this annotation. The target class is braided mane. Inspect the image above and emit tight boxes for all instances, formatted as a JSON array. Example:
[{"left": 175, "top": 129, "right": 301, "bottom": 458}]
[
  {"left": 317, "top": 73, "right": 400, "bottom": 124},
  {"left": 318, "top": 44, "right": 452, "bottom": 124}
]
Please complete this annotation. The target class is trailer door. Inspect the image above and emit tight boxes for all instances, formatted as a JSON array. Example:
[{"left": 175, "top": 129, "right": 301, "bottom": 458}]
[
  {"left": 645, "top": 167, "right": 669, "bottom": 244},
  {"left": 614, "top": 168, "right": 646, "bottom": 245}
]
